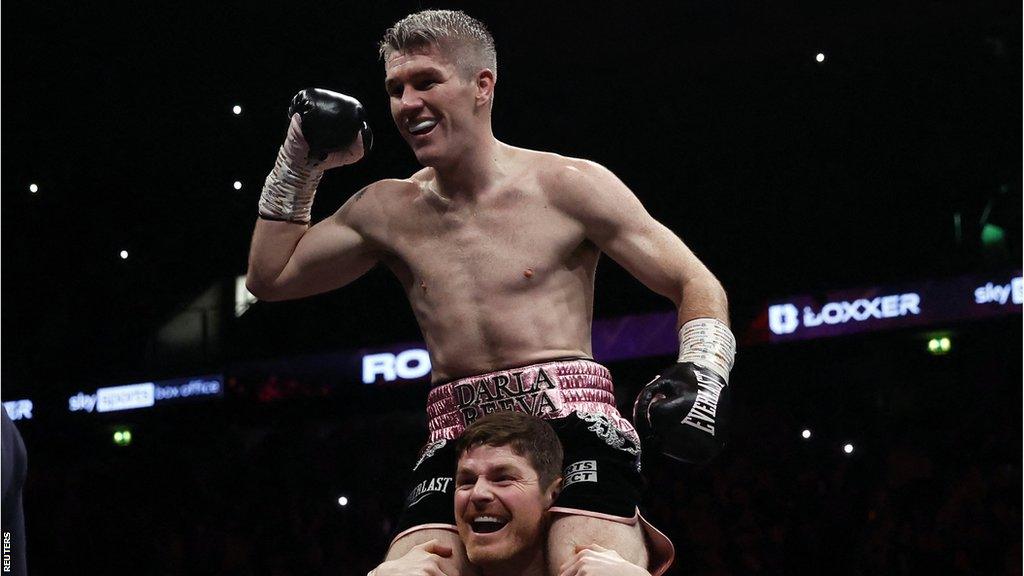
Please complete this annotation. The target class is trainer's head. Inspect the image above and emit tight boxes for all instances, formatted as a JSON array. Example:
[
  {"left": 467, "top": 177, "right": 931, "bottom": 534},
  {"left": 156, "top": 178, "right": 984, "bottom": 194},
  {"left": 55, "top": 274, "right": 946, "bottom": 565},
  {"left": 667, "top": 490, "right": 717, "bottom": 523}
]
[
  {"left": 380, "top": 10, "right": 497, "bottom": 168},
  {"left": 454, "top": 412, "right": 563, "bottom": 570}
]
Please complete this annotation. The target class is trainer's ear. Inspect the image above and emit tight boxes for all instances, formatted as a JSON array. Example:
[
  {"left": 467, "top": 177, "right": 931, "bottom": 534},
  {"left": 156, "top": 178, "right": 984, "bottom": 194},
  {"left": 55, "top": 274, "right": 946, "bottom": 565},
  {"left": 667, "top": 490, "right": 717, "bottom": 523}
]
[
  {"left": 474, "top": 68, "right": 496, "bottom": 107},
  {"left": 545, "top": 476, "right": 563, "bottom": 507}
]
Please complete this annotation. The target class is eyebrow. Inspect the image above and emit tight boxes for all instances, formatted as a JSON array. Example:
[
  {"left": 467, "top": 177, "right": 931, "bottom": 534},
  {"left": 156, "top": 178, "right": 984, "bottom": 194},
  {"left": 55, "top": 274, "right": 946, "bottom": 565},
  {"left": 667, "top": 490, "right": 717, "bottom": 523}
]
[
  {"left": 456, "top": 464, "right": 522, "bottom": 479},
  {"left": 385, "top": 67, "right": 446, "bottom": 90}
]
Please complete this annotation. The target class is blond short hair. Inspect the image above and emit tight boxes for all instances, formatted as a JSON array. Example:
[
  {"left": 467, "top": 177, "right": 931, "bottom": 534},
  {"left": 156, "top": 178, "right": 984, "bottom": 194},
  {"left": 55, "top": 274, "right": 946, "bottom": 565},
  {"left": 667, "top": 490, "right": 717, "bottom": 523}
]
[{"left": 380, "top": 9, "right": 497, "bottom": 79}]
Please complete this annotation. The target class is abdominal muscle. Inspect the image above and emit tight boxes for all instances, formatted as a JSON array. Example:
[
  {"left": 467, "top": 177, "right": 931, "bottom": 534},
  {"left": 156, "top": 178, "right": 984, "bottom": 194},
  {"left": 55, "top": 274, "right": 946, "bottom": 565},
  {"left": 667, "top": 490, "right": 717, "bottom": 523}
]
[
  {"left": 415, "top": 286, "right": 594, "bottom": 384},
  {"left": 384, "top": 225, "right": 600, "bottom": 384}
]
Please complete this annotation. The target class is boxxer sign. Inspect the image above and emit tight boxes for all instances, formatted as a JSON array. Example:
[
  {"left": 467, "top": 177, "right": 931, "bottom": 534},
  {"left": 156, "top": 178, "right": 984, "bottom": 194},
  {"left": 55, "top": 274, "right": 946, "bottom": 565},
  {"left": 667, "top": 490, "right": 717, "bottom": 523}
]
[
  {"left": 769, "top": 293, "right": 921, "bottom": 336},
  {"left": 759, "top": 271, "right": 1020, "bottom": 344},
  {"left": 768, "top": 304, "right": 800, "bottom": 335}
]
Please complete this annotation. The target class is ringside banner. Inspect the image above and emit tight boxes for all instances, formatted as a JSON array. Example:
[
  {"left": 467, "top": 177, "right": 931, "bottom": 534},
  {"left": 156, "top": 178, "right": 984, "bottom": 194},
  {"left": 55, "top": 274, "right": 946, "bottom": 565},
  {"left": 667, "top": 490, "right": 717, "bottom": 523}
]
[
  {"left": 67, "top": 374, "right": 223, "bottom": 414},
  {"left": 755, "top": 271, "right": 1021, "bottom": 343}
]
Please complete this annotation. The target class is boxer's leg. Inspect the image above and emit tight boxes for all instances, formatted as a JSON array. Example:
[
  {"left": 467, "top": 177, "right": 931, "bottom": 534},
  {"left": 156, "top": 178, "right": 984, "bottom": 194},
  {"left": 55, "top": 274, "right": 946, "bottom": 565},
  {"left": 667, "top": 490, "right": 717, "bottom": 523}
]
[
  {"left": 388, "top": 439, "right": 479, "bottom": 574},
  {"left": 547, "top": 411, "right": 657, "bottom": 574},
  {"left": 548, "top": 514, "right": 648, "bottom": 573}
]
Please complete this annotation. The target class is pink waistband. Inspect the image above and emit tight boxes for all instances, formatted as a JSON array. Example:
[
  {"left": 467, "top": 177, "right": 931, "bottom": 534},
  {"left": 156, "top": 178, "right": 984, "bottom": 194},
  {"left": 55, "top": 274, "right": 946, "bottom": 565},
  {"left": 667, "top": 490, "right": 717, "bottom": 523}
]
[{"left": 426, "top": 358, "right": 636, "bottom": 442}]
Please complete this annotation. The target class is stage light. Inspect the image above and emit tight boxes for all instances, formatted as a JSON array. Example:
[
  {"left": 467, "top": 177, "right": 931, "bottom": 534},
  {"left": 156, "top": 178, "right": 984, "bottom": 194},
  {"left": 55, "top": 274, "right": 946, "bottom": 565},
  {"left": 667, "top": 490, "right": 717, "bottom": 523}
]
[
  {"left": 843, "top": 443, "right": 854, "bottom": 454},
  {"left": 801, "top": 429, "right": 812, "bottom": 439},
  {"left": 337, "top": 496, "right": 349, "bottom": 507},
  {"left": 120, "top": 250, "right": 129, "bottom": 260},
  {"left": 233, "top": 180, "right": 243, "bottom": 190},
  {"left": 981, "top": 223, "right": 1005, "bottom": 247},
  {"left": 816, "top": 53, "right": 826, "bottom": 63},
  {"left": 978, "top": 186, "right": 1010, "bottom": 256},
  {"left": 927, "top": 336, "right": 951, "bottom": 355},
  {"left": 29, "top": 183, "right": 39, "bottom": 193},
  {"left": 232, "top": 105, "right": 242, "bottom": 115},
  {"left": 113, "top": 428, "right": 133, "bottom": 446}
]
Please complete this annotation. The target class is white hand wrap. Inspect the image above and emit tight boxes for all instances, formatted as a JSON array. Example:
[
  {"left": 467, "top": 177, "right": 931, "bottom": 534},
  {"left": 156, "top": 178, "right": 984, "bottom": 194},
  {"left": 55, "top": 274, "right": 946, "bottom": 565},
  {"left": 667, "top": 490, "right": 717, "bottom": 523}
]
[
  {"left": 258, "top": 132, "right": 323, "bottom": 224},
  {"left": 677, "top": 318, "right": 736, "bottom": 384}
]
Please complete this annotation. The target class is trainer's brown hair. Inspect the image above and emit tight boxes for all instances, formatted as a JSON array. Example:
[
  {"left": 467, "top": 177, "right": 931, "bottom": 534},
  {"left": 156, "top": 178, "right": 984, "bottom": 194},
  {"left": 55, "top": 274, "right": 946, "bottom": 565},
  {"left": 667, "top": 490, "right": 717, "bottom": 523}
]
[
  {"left": 379, "top": 9, "right": 497, "bottom": 80},
  {"left": 456, "top": 412, "right": 563, "bottom": 488}
]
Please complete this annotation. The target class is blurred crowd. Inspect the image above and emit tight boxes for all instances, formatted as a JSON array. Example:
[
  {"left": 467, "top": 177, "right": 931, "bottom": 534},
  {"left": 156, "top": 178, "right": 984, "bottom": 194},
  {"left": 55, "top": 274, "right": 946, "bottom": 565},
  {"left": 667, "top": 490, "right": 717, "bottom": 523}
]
[{"left": 16, "top": 326, "right": 1022, "bottom": 576}]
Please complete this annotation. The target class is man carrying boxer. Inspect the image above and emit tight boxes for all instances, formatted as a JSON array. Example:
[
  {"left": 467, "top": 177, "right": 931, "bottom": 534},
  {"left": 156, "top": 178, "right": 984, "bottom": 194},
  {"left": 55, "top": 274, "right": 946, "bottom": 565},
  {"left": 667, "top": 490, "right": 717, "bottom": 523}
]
[
  {"left": 370, "top": 412, "right": 672, "bottom": 576},
  {"left": 246, "top": 9, "right": 735, "bottom": 576}
]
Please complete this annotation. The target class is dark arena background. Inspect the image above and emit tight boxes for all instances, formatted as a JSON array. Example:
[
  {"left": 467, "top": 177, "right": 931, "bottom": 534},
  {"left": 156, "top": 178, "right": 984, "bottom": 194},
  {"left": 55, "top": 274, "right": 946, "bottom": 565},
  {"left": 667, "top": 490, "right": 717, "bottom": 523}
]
[{"left": 2, "top": 1, "right": 1021, "bottom": 575}]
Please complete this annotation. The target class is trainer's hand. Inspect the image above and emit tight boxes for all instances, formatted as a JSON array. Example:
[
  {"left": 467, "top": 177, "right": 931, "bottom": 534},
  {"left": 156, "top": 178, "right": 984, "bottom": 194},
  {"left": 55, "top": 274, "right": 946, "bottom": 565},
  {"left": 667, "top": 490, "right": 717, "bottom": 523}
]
[
  {"left": 557, "top": 544, "right": 651, "bottom": 576},
  {"left": 369, "top": 539, "right": 455, "bottom": 576},
  {"left": 288, "top": 87, "right": 372, "bottom": 169}
]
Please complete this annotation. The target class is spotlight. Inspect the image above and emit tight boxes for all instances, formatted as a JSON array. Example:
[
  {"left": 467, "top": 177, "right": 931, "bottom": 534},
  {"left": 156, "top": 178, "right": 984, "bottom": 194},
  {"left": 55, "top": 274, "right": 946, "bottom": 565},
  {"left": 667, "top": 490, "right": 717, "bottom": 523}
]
[
  {"left": 801, "top": 429, "right": 812, "bottom": 439},
  {"left": 816, "top": 53, "right": 826, "bottom": 63},
  {"left": 843, "top": 443, "right": 854, "bottom": 454},
  {"left": 232, "top": 105, "right": 242, "bottom": 115},
  {"left": 113, "top": 428, "right": 133, "bottom": 447},
  {"left": 927, "top": 336, "right": 951, "bottom": 355},
  {"left": 233, "top": 181, "right": 243, "bottom": 190},
  {"left": 29, "top": 183, "right": 39, "bottom": 193},
  {"left": 337, "top": 496, "right": 349, "bottom": 507},
  {"left": 120, "top": 250, "right": 129, "bottom": 260}
]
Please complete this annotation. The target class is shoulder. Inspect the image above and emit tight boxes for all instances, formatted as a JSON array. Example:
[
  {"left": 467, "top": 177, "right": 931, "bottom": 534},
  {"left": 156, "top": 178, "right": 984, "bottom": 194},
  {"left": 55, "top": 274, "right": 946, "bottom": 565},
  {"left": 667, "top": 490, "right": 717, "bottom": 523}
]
[
  {"left": 521, "top": 151, "right": 615, "bottom": 195},
  {"left": 497, "top": 143, "right": 614, "bottom": 189},
  {"left": 344, "top": 171, "right": 432, "bottom": 208},
  {"left": 521, "top": 151, "right": 631, "bottom": 215},
  {"left": 356, "top": 175, "right": 421, "bottom": 201},
  {"left": 332, "top": 176, "right": 421, "bottom": 228}
]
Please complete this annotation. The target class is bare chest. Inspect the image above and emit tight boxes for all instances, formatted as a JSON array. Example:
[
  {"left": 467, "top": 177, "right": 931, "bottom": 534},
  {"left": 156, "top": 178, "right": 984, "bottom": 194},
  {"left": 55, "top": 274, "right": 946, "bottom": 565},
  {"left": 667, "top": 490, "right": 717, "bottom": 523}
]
[{"left": 382, "top": 187, "right": 591, "bottom": 294}]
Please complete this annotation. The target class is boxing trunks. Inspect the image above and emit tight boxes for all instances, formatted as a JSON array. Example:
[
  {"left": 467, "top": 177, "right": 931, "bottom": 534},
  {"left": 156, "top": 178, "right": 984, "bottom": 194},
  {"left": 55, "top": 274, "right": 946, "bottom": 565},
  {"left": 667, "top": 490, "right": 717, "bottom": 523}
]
[{"left": 393, "top": 358, "right": 674, "bottom": 576}]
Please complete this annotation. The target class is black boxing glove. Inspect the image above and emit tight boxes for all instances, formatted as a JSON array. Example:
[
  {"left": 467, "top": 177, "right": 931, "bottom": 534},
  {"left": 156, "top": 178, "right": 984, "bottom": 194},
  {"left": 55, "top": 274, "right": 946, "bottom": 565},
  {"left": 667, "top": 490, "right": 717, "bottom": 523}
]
[
  {"left": 259, "top": 88, "right": 373, "bottom": 223},
  {"left": 633, "top": 318, "right": 736, "bottom": 464},
  {"left": 634, "top": 362, "right": 731, "bottom": 464},
  {"left": 288, "top": 88, "right": 373, "bottom": 162}
]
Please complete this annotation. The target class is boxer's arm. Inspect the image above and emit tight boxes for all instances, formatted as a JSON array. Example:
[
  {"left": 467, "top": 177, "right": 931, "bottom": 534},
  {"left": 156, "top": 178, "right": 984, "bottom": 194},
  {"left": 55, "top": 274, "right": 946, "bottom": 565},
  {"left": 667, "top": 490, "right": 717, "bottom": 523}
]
[
  {"left": 550, "top": 160, "right": 729, "bottom": 328},
  {"left": 246, "top": 88, "right": 377, "bottom": 302},
  {"left": 246, "top": 184, "right": 381, "bottom": 302},
  {"left": 552, "top": 160, "right": 736, "bottom": 463}
]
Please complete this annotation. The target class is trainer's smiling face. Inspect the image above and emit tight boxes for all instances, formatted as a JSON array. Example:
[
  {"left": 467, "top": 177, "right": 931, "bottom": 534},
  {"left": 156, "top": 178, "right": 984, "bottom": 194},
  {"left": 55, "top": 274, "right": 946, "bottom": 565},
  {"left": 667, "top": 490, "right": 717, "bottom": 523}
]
[
  {"left": 454, "top": 444, "right": 560, "bottom": 568},
  {"left": 385, "top": 45, "right": 491, "bottom": 168}
]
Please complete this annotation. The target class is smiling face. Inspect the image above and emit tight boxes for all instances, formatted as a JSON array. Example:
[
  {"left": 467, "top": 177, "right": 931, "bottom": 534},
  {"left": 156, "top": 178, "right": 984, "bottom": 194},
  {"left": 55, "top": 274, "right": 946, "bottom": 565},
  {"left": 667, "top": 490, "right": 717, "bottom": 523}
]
[
  {"left": 384, "top": 44, "right": 494, "bottom": 168},
  {"left": 454, "top": 444, "right": 560, "bottom": 567}
]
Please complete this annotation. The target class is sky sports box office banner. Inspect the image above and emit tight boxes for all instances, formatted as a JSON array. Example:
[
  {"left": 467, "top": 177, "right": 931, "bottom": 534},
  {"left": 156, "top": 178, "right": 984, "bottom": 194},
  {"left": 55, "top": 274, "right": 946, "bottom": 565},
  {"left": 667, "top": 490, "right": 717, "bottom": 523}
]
[
  {"left": 5, "top": 270, "right": 1019, "bottom": 421},
  {"left": 3, "top": 375, "right": 224, "bottom": 423}
]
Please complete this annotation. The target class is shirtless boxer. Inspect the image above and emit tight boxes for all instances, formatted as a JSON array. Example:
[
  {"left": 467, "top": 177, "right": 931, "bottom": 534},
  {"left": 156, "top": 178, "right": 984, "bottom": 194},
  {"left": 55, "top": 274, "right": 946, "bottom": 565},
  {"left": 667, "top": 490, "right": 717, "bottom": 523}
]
[
  {"left": 246, "top": 9, "right": 735, "bottom": 576},
  {"left": 370, "top": 412, "right": 672, "bottom": 576}
]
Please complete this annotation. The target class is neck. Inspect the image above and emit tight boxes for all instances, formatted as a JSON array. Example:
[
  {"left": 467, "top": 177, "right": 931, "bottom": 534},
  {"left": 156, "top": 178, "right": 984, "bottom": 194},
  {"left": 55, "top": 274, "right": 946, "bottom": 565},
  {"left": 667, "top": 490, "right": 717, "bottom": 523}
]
[
  {"left": 431, "top": 130, "right": 505, "bottom": 200},
  {"left": 479, "top": 547, "right": 547, "bottom": 576},
  {"left": 478, "top": 530, "right": 549, "bottom": 576}
]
